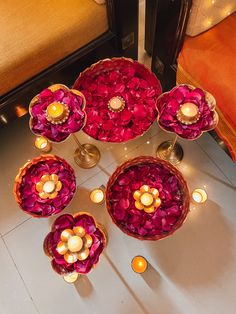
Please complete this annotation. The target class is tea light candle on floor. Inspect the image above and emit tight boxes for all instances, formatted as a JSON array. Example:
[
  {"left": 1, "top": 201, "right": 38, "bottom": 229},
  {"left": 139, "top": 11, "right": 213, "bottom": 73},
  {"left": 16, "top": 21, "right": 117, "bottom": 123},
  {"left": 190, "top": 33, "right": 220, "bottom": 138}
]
[
  {"left": 90, "top": 188, "right": 105, "bottom": 204},
  {"left": 63, "top": 272, "right": 79, "bottom": 283},
  {"left": 191, "top": 188, "right": 208, "bottom": 204},
  {"left": 34, "top": 136, "right": 52, "bottom": 152},
  {"left": 131, "top": 256, "right": 148, "bottom": 273}
]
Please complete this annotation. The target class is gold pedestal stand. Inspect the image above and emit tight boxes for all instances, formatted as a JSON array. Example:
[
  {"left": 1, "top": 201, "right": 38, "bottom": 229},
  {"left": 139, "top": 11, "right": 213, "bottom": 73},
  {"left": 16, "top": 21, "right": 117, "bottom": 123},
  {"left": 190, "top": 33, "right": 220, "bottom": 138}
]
[
  {"left": 156, "top": 135, "right": 184, "bottom": 165},
  {"left": 73, "top": 134, "right": 100, "bottom": 169}
]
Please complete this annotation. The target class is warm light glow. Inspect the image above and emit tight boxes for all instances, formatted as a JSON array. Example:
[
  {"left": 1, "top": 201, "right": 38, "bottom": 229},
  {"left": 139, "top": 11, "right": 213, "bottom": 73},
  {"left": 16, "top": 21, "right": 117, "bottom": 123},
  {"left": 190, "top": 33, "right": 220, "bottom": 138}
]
[
  {"left": 177, "top": 102, "right": 200, "bottom": 124},
  {"left": 109, "top": 97, "right": 123, "bottom": 110},
  {"left": 191, "top": 188, "right": 208, "bottom": 204},
  {"left": 64, "top": 252, "right": 78, "bottom": 264},
  {"left": 211, "top": 0, "right": 215, "bottom": 4},
  {"left": 15, "top": 105, "right": 27, "bottom": 117},
  {"left": 34, "top": 136, "right": 51, "bottom": 152},
  {"left": 63, "top": 272, "right": 79, "bottom": 283},
  {"left": 140, "top": 193, "right": 154, "bottom": 207},
  {"left": 47, "top": 102, "right": 65, "bottom": 118},
  {"left": 108, "top": 96, "right": 125, "bottom": 112},
  {"left": 60, "top": 229, "right": 74, "bottom": 241},
  {"left": 131, "top": 256, "right": 148, "bottom": 273},
  {"left": 43, "top": 180, "right": 56, "bottom": 194},
  {"left": 180, "top": 103, "right": 198, "bottom": 118},
  {"left": 56, "top": 241, "right": 68, "bottom": 255},
  {"left": 134, "top": 185, "right": 161, "bottom": 213},
  {"left": 83, "top": 234, "right": 93, "bottom": 248},
  {"left": 77, "top": 248, "right": 90, "bottom": 261},
  {"left": 73, "top": 226, "right": 86, "bottom": 237},
  {"left": 67, "top": 236, "right": 83, "bottom": 253},
  {"left": 206, "top": 20, "right": 212, "bottom": 26},
  {"left": 90, "top": 188, "right": 105, "bottom": 204}
]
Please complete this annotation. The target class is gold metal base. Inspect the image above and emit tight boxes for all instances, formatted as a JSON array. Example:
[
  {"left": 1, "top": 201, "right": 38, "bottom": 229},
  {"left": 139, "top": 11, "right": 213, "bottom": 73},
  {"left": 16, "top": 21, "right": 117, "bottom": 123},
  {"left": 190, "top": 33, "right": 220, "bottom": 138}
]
[
  {"left": 74, "top": 144, "right": 100, "bottom": 169},
  {"left": 156, "top": 140, "right": 184, "bottom": 165}
]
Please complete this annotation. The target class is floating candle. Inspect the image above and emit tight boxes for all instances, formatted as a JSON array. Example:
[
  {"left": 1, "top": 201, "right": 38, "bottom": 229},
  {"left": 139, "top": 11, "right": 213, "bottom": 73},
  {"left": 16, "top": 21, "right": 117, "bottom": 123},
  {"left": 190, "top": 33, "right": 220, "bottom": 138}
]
[
  {"left": 177, "top": 102, "right": 200, "bottom": 124},
  {"left": 140, "top": 192, "right": 154, "bottom": 207},
  {"left": 43, "top": 180, "right": 56, "bottom": 194},
  {"left": 108, "top": 96, "right": 125, "bottom": 112},
  {"left": 46, "top": 102, "right": 69, "bottom": 124},
  {"left": 67, "top": 236, "right": 83, "bottom": 253},
  {"left": 47, "top": 102, "right": 65, "bottom": 118}
]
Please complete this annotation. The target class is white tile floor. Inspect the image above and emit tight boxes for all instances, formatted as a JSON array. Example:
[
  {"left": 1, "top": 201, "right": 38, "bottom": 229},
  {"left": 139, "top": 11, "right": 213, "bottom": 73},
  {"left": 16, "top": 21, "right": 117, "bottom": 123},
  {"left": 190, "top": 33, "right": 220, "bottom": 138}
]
[{"left": 1, "top": 1, "right": 236, "bottom": 313}]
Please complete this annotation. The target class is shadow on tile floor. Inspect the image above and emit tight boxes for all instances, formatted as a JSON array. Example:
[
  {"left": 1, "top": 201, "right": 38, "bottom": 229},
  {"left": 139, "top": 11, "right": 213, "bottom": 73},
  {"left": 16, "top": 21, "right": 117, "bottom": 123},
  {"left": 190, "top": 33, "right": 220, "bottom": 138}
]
[
  {"left": 74, "top": 275, "right": 94, "bottom": 298},
  {"left": 141, "top": 262, "right": 161, "bottom": 291},
  {"left": 147, "top": 200, "right": 233, "bottom": 287}
]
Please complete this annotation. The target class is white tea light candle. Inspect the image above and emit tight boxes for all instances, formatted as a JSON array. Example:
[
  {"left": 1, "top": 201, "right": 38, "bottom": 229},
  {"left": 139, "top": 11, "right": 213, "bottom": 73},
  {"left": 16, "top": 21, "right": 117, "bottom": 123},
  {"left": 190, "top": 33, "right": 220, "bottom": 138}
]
[
  {"left": 34, "top": 136, "right": 52, "bottom": 152},
  {"left": 90, "top": 188, "right": 105, "bottom": 204},
  {"left": 191, "top": 188, "right": 208, "bottom": 204},
  {"left": 63, "top": 272, "right": 79, "bottom": 283}
]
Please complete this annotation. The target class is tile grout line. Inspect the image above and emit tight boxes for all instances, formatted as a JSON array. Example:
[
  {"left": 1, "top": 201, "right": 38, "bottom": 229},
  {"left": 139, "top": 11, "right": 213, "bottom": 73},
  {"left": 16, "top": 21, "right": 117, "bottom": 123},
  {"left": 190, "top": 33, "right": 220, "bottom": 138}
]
[
  {"left": 2, "top": 217, "right": 32, "bottom": 237},
  {"left": 2, "top": 237, "right": 40, "bottom": 314},
  {"left": 196, "top": 140, "right": 235, "bottom": 187}
]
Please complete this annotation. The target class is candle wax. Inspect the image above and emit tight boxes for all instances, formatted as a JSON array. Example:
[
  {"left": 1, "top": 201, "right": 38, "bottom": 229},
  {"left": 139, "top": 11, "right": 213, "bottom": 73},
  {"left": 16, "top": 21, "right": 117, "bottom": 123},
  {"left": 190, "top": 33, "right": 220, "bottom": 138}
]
[
  {"left": 140, "top": 192, "right": 153, "bottom": 206},
  {"left": 180, "top": 103, "right": 199, "bottom": 118},
  {"left": 43, "top": 180, "right": 55, "bottom": 193},
  {"left": 47, "top": 102, "right": 65, "bottom": 118},
  {"left": 68, "top": 236, "right": 83, "bottom": 253},
  {"left": 110, "top": 97, "right": 122, "bottom": 110}
]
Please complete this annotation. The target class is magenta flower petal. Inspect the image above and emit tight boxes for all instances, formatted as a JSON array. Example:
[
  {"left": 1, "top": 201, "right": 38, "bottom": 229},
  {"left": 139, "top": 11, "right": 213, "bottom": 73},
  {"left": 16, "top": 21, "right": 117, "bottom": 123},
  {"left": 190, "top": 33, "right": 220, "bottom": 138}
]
[
  {"left": 74, "top": 213, "right": 97, "bottom": 234},
  {"left": 52, "top": 214, "right": 74, "bottom": 232},
  {"left": 73, "top": 58, "right": 162, "bottom": 142}
]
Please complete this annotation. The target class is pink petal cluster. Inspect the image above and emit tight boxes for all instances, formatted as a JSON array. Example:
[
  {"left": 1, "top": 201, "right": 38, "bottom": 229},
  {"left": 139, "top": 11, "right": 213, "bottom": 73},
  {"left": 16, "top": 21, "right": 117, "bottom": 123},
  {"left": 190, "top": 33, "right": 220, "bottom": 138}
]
[
  {"left": 157, "top": 85, "right": 218, "bottom": 140},
  {"left": 73, "top": 58, "right": 162, "bottom": 142},
  {"left": 30, "top": 86, "right": 86, "bottom": 142},
  {"left": 44, "top": 213, "right": 106, "bottom": 275},
  {"left": 107, "top": 158, "right": 189, "bottom": 240},
  {"left": 17, "top": 156, "right": 76, "bottom": 217}
]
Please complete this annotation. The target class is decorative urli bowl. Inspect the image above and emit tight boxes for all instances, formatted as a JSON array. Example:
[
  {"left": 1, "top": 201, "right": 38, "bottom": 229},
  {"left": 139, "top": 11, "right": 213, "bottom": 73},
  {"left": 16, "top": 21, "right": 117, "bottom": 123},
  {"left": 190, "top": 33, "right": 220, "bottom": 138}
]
[
  {"left": 29, "top": 84, "right": 86, "bottom": 143},
  {"left": 43, "top": 212, "right": 107, "bottom": 276},
  {"left": 106, "top": 156, "right": 190, "bottom": 240},
  {"left": 157, "top": 84, "right": 219, "bottom": 140},
  {"left": 14, "top": 155, "right": 76, "bottom": 217},
  {"left": 73, "top": 57, "right": 162, "bottom": 143}
]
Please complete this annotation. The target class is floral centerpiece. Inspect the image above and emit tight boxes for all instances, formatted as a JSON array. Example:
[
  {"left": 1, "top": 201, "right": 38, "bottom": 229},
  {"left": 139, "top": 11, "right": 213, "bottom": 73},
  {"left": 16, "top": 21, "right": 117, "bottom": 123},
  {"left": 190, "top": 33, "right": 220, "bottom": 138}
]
[
  {"left": 157, "top": 84, "right": 218, "bottom": 140},
  {"left": 44, "top": 213, "right": 107, "bottom": 282},
  {"left": 106, "top": 156, "right": 189, "bottom": 240},
  {"left": 14, "top": 155, "right": 76, "bottom": 217},
  {"left": 29, "top": 84, "right": 86, "bottom": 142},
  {"left": 73, "top": 58, "right": 162, "bottom": 143}
]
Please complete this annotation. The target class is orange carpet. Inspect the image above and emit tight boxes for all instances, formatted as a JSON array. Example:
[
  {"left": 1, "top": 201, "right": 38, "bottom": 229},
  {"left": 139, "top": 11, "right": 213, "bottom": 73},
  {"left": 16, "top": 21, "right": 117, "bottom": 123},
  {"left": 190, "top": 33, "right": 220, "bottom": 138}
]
[{"left": 177, "top": 13, "right": 236, "bottom": 161}]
